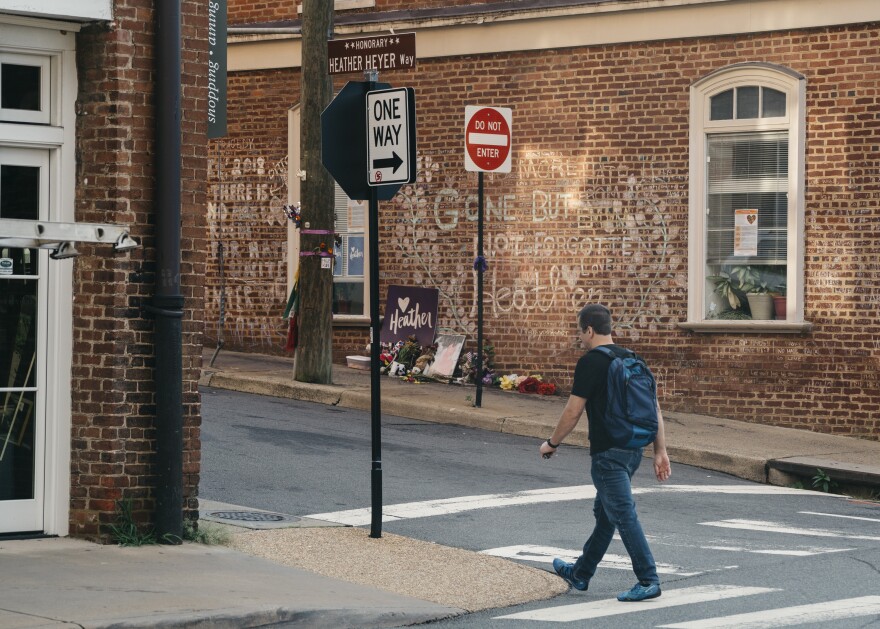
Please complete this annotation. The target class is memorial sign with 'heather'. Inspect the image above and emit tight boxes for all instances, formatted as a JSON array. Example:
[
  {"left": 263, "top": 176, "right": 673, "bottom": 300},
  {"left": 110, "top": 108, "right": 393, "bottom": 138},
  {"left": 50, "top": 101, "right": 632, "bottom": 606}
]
[{"left": 380, "top": 285, "right": 438, "bottom": 346}]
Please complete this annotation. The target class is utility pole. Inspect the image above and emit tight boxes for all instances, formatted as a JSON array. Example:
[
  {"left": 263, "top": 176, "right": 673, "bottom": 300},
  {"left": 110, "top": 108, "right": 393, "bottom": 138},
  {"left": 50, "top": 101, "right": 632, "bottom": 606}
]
[{"left": 295, "top": 0, "right": 335, "bottom": 384}]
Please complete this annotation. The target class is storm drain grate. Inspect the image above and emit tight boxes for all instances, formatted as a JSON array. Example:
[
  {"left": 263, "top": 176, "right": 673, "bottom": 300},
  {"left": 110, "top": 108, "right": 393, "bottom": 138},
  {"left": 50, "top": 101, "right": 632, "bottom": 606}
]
[{"left": 208, "top": 510, "right": 299, "bottom": 523}]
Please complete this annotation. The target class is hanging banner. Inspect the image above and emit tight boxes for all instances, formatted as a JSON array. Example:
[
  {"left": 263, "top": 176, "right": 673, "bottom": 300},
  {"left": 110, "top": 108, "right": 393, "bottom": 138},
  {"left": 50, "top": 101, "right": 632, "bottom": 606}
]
[{"left": 208, "top": 0, "right": 228, "bottom": 139}]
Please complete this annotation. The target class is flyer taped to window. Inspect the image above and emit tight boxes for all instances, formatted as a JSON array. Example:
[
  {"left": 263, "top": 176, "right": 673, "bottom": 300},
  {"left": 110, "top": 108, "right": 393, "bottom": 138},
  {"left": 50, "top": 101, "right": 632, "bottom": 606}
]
[{"left": 734, "top": 209, "right": 758, "bottom": 257}]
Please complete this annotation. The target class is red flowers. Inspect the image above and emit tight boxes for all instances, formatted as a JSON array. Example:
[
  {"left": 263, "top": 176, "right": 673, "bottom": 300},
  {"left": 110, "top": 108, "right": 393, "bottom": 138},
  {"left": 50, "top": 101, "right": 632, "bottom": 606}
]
[
  {"left": 517, "top": 377, "right": 541, "bottom": 394},
  {"left": 537, "top": 382, "right": 557, "bottom": 396}
]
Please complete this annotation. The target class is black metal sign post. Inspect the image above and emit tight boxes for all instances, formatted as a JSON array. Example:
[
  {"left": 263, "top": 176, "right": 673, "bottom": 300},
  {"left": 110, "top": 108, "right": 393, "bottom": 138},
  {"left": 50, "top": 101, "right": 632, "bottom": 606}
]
[
  {"left": 365, "top": 74, "right": 383, "bottom": 539},
  {"left": 363, "top": 74, "right": 417, "bottom": 539},
  {"left": 475, "top": 171, "right": 485, "bottom": 407},
  {"left": 368, "top": 166, "right": 382, "bottom": 539},
  {"left": 321, "top": 43, "right": 416, "bottom": 539},
  {"left": 464, "top": 106, "right": 512, "bottom": 408}
]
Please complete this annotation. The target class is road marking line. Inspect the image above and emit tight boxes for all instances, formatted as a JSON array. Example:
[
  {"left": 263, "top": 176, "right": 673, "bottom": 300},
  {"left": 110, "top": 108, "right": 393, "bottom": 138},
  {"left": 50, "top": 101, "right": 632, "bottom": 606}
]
[
  {"left": 305, "top": 484, "right": 835, "bottom": 526},
  {"left": 700, "top": 544, "right": 852, "bottom": 556},
  {"left": 494, "top": 585, "right": 777, "bottom": 622},
  {"left": 799, "top": 510, "right": 880, "bottom": 523},
  {"left": 306, "top": 485, "right": 597, "bottom": 526},
  {"left": 700, "top": 519, "right": 880, "bottom": 541},
  {"left": 479, "top": 545, "right": 702, "bottom": 575},
  {"left": 657, "top": 595, "right": 880, "bottom": 628}
]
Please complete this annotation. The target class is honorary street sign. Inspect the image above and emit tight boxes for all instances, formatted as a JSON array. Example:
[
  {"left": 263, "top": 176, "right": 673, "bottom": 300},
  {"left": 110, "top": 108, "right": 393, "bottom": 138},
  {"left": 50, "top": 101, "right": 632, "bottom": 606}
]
[
  {"left": 328, "top": 33, "right": 416, "bottom": 75},
  {"left": 366, "top": 87, "right": 416, "bottom": 187},
  {"left": 464, "top": 106, "right": 512, "bottom": 173}
]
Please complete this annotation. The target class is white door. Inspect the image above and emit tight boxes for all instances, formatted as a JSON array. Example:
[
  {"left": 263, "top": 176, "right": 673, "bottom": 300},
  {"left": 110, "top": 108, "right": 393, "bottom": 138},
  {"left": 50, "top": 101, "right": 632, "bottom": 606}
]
[{"left": 0, "top": 147, "right": 49, "bottom": 533}]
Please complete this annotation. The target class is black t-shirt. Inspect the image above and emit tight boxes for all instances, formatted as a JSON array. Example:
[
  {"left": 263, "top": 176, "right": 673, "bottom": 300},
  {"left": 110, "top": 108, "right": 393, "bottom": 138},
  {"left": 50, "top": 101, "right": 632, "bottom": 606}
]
[{"left": 571, "top": 344, "right": 631, "bottom": 455}]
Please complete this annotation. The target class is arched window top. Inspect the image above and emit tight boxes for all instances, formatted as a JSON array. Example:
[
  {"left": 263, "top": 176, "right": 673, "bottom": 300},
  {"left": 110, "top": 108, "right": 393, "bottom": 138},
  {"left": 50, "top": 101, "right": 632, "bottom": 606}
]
[
  {"left": 710, "top": 86, "right": 787, "bottom": 120},
  {"left": 693, "top": 63, "right": 804, "bottom": 130},
  {"left": 693, "top": 62, "right": 805, "bottom": 90}
]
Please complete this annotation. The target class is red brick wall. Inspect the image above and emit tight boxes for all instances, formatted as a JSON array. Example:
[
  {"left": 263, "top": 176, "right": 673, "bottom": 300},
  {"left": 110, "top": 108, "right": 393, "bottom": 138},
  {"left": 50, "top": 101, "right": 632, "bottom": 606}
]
[
  {"left": 72, "top": 0, "right": 207, "bottom": 540},
  {"left": 227, "top": 1, "right": 496, "bottom": 25},
  {"left": 209, "top": 23, "right": 880, "bottom": 439},
  {"left": 229, "top": 0, "right": 293, "bottom": 24},
  {"left": 206, "top": 68, "right": 298, "bottom": 353}
]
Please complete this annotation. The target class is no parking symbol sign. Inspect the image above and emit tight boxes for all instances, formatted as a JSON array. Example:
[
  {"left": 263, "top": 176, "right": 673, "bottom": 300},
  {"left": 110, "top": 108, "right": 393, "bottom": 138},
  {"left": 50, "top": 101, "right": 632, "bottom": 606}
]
[{"left": 464, "top": 106, "right": 512, "bottom": 173}]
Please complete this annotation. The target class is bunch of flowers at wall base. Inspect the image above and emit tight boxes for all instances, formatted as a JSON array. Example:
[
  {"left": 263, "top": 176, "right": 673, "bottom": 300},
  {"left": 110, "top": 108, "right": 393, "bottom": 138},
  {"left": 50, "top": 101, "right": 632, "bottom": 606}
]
[
  {"left": 374, "top": 336, "right": 439, "bottom": 381},
  {"left": 496, "top": 374, "right": 557, "bottom": 396}
]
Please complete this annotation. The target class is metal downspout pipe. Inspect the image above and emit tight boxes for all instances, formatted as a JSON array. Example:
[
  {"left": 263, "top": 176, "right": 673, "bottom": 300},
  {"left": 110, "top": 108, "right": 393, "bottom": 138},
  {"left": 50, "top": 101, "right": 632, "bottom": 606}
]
[{"left": 151, "top": 0, "right": 184, "bottom": 541}]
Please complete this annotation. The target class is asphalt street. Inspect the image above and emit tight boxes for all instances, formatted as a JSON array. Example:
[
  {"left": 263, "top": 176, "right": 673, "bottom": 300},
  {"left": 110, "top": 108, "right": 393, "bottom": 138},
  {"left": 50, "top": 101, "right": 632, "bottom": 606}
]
[{"left": 201, "top": 388, "right": 880, "bottom": 628}]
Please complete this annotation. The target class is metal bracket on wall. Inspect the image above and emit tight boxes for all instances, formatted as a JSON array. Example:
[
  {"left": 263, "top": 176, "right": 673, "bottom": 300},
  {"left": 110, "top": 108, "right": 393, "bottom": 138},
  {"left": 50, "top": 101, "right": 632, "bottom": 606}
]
[{"left": 0, "top": 218, "right": 140, "bottom": 259}]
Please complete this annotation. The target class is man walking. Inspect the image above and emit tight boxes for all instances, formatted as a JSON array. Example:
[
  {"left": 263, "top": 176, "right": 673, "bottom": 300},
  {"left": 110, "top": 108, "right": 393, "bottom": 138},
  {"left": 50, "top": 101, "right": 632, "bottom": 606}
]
[{"left": 539, "top": 303, "right": 671, "bottom": 601}]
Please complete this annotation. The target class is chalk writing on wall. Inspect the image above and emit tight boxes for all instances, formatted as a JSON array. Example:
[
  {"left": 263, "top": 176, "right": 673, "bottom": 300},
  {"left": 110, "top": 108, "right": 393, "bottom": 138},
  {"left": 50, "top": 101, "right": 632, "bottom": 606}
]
[
  {"left": 207, "top": 144, "right": 289, "bottom": 349},
  {"left": 391, "top": 151, "right": 685, "bottom": 358}
]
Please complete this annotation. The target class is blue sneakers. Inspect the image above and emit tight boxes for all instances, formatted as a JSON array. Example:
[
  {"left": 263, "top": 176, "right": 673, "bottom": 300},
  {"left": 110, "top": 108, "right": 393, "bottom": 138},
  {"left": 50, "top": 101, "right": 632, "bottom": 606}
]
[
  {"left": 617, "top": 581, "right": 661, "bottom": 601},
  {"left": 552, "top": 558, "right": 588, "bottom": 591}
]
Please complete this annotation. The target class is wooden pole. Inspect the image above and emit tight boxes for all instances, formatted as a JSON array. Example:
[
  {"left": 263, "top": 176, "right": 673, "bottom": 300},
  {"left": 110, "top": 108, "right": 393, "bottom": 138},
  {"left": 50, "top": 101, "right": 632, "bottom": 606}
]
[{"left": 295, "top": 0, "right": 335, "bottom": 384}]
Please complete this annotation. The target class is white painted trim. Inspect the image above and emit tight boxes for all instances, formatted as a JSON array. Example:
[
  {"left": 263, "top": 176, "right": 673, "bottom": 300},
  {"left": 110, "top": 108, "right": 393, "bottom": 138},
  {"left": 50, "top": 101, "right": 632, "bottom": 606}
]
[
  {"left": 287, "top": 106, "right": 301, "bottom": 295},
  {"left": 229, "top": 0, "right": 880, "bottom": 71},
  {"left": 44, "top": 38, "right": 75, "bottom": 537},
  {"left": 0, "top": 21, "right": 75, "bottom": 536},
  {"left": 0, "top": 0, "right": 111, "bottom": 22},
  {"left": 686, "top": 63, "right": 806, "bottom": 327},
  {"left": 0, "top": 52, "right": 50, "bottom": 124}
]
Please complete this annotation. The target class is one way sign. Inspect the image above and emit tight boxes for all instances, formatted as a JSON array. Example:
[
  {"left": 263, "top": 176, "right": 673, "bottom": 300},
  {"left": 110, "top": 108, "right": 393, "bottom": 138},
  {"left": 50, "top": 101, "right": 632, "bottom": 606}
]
[{"left": 366, "top": 87, "right": 416, "bottom": 187}]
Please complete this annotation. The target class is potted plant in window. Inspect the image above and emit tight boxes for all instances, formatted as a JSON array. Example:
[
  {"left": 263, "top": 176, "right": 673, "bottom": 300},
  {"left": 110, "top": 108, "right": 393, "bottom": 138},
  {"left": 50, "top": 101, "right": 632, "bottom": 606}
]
[
  {"left": 707, "top": 271, "right": 746, "bottom": 315},
  {"left": 731, "top": 265, "right": 774, "bottom": 320},
  {"left": 771, "top": 278, "right": 787, "bottom": 320}
]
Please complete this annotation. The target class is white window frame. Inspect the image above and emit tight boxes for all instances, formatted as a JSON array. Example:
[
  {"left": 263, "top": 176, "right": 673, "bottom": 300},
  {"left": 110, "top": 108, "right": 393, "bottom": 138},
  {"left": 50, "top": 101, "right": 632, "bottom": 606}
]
[
  {"left": 683, "top": 63, "right": 810, "bottom": 333},
  {"left": 0, "top": 51, "right": 51, "bottom": 124},
  {"left": 287, "top": 106, "right": 370, "bottom": 325},
  {"left": 0, "top": 17, "right": 77, "bottom": 536}
]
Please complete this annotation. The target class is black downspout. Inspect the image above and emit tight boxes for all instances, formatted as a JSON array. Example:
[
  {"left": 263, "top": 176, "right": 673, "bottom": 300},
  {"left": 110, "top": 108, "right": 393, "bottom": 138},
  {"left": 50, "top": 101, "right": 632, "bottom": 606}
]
[{"left": 152, "top": 0, "right": 184, "bottom": 542}]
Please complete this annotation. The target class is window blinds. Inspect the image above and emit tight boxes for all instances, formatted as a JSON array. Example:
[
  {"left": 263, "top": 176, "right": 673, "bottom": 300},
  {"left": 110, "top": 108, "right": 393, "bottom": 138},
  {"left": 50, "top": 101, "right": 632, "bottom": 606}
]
[{"left": 706, "top": 131, "right": 788, "bottom": 265}]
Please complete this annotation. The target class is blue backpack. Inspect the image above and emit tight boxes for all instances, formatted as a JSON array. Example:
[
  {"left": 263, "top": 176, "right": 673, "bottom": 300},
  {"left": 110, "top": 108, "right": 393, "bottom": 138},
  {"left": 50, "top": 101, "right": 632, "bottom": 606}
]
[{"left": 591, "top": 345, "right": 659, "bottom": 449}]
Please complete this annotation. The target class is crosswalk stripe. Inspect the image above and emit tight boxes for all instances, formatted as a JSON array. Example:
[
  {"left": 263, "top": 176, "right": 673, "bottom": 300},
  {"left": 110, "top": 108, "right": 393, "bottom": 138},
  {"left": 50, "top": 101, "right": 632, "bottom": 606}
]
[
  {"left": 306, "top": 485, "right": 597, "bottom": 525},
  {"left": 700, "top": 544, "right": 851, "bottom": 557},
  {"left": 494, "top": 585, "right": 777, "bottom": 622},
  {"left": 480, "top": 545, "right": 703, "bottom": 575},
  {"left": 799, "top": 510, "right": 880, "bottom": 523},
  {"left": 304, "top": 484, "right": 836, "bottom": 526},
  {"left": 700, "top": 519, "right": 880, "bottom": 541},
  {"left": 657, "top": 595, "right": 880, "bottom": 628}
]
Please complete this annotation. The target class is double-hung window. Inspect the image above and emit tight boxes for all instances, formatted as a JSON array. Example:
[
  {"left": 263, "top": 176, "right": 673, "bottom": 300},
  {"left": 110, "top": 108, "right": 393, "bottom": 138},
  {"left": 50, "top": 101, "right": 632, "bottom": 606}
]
[
  {"left": 332, "top": 186, "right": 367, "bottom": 317},
  {"left": 686, "top": 63, "right": 809, "bottom": 331}
]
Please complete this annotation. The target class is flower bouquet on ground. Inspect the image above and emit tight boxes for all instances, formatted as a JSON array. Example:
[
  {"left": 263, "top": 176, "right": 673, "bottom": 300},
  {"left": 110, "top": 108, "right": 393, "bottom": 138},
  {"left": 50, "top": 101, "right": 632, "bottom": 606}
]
[{"left": 496, "top": 373, "right": 557, "bottom": 396}]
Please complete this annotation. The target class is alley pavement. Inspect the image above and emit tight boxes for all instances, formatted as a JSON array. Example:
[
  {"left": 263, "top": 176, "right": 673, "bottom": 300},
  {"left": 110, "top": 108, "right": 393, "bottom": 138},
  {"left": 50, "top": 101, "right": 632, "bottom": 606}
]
[{"left": 1, "top": 347, "right": 878, "bottom": 629}]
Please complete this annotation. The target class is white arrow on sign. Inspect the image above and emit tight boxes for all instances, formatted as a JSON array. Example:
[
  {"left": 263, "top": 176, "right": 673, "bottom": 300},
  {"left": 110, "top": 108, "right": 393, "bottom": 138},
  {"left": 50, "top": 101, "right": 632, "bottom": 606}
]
[{"left": 367, "top": 87, "right": 413, "bottom": 187}]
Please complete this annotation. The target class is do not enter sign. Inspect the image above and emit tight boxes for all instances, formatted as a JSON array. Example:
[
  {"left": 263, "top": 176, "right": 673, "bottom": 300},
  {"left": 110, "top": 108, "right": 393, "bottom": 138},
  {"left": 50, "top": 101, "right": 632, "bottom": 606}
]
[{"left": 464, "top": 106, "right": 512, "bottom": 173}]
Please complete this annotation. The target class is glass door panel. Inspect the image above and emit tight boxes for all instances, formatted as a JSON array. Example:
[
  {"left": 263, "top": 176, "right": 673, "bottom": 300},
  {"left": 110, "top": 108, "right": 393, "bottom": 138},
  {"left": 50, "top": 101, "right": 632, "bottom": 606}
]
[{"left": 0, "top": 147, "right": 47, "bottom": 532}]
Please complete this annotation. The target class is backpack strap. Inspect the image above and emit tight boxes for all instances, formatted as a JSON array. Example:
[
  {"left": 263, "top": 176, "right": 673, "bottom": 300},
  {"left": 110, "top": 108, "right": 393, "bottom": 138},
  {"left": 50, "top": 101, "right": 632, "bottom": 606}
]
[{"left": 589, "top": 345, "right": 633, "bottom": 360}]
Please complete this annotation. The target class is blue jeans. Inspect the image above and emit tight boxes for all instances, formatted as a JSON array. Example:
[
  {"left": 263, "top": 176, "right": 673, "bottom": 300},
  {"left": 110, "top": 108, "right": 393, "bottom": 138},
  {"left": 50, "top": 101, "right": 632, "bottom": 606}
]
[{"left": 572, "top": 447, "right": 659, "bottom": 585}]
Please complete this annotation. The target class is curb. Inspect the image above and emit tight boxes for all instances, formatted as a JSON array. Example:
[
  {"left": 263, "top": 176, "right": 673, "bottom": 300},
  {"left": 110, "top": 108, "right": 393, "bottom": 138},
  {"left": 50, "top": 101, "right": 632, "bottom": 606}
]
[{"left": 200, "top": 369, "right": 880, "bottom": 494}]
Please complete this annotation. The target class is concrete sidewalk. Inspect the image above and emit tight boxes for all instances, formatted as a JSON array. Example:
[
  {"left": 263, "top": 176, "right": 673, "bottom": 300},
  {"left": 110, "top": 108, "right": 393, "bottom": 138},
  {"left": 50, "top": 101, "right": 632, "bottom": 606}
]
[
  {"left": 0, "top": 536, "right": 467, "bottom": 628},
  {"left": 2, "top": 347, "right": 878, "bottom": 629}
]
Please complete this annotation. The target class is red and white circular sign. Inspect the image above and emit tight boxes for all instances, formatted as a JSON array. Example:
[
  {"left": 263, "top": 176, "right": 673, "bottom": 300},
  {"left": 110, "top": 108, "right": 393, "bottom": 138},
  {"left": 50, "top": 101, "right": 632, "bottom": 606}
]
[{"left": 464, "top": 106, "right": 512, "bottom": 173}]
